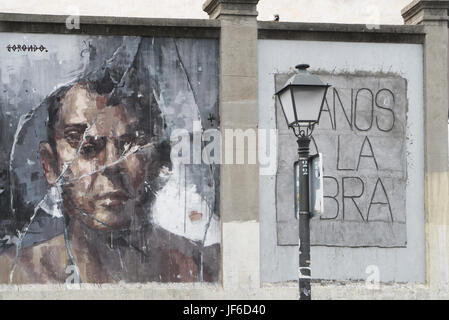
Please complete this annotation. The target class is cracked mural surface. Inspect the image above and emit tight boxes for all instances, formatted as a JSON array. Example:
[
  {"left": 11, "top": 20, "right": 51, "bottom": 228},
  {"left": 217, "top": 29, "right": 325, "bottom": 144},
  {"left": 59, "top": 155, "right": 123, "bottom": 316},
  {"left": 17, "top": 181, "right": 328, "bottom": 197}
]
[{"left": 0, "top": 35, "right": 220, "bottom": 283}]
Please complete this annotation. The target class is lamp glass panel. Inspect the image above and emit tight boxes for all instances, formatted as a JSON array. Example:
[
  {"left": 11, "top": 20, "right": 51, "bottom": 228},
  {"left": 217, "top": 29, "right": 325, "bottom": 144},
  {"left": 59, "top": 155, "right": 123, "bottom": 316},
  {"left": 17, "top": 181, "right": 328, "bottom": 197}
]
[
  {"left": 292, "top": 86, "right": 327, "bottom": 122},
  {"left": 279, "top": 89, "right": 296, "bottom": 125}
]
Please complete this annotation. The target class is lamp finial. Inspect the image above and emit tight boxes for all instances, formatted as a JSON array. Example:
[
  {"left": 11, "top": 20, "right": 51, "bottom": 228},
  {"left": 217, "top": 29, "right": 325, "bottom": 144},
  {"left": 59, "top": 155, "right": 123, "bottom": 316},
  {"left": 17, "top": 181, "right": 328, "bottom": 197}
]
[{"left": 295, "top": 64, "right": 310, "bottom": 71}]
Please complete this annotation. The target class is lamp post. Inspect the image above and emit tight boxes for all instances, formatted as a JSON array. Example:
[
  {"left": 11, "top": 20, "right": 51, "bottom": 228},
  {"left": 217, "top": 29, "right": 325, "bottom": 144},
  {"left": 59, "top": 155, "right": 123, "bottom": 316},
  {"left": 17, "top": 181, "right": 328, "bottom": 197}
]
[{"left": 275, "top": 64, "right": 330, "bottom": 300}]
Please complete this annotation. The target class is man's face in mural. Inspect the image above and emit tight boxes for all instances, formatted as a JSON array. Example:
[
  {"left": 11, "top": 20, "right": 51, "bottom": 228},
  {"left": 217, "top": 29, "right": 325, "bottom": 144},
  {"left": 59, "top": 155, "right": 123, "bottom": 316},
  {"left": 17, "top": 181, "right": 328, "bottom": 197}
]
[{"left": 40, "top": 83, "right": 151, "bottom": 231}]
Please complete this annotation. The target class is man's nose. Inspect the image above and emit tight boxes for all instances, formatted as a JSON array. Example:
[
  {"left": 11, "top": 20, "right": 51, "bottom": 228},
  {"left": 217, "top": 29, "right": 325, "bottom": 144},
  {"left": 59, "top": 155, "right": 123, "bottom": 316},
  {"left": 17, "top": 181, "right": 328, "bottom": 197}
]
[
  {"left": 102, "top": 138, "right": 127, "bottom": 189},
  {"left": 104, "top": 138, "right": 122, "bottom": 167}
]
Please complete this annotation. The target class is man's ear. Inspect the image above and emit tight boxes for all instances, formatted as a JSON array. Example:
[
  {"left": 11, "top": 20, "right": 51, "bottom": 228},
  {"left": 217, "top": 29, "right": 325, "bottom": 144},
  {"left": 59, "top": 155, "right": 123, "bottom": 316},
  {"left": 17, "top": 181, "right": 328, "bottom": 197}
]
[{"left": 40, "top": 142, "right": 59, "bottom": 185}]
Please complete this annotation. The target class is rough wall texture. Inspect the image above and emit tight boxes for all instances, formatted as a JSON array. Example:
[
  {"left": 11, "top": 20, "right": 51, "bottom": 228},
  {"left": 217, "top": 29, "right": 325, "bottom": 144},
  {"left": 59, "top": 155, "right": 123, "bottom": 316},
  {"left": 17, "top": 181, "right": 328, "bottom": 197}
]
[
  {"left": 276, "top": 73, "right": 408, "bottom": 248},
  {"left": 259, "top": 39, "right": 425, "bottom": 283},
  {"left": 0, "top": 0, "right": 448, "bottom": 299}
]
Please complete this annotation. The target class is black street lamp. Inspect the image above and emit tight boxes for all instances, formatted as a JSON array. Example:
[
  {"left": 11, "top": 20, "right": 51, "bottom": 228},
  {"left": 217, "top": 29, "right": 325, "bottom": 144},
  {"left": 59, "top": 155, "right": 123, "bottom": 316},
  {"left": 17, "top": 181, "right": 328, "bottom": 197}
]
[{"left": 275, "top": 64, "right": 330, "bottom": 300}]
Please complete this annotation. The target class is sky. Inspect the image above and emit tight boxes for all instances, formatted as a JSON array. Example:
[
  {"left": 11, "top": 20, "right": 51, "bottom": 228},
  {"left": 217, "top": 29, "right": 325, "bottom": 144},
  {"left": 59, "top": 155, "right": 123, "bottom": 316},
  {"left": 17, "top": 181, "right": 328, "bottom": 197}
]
[{"left": 0, "top": 0, "right": 413, "bottom": 25}]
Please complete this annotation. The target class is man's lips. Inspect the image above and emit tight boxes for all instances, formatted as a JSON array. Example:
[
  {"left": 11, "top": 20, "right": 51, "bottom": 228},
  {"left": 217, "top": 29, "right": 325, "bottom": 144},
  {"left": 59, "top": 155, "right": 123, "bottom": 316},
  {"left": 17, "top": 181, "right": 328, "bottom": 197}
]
[{"left": 96, "top": 191, "right": 130, "bottom": 206}]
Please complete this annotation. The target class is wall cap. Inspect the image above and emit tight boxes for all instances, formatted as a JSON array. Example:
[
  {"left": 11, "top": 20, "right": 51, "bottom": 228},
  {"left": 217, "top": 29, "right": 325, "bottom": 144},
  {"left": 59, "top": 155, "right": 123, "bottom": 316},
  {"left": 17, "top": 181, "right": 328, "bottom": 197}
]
[
  {"left": 258, "top": 21, "right": 425, "bottom": 44},
  {"left": 402, "top": 0, "right": 449, "bottom": 25},
  {"left": 202, "top": 0, "right": 259, "bottom": 19},
  {"left": 0, "top": 13, "right": 221, "bottom": 37},
  {"left": 0, "top": 12, "right": 221, "bottom": 28}
]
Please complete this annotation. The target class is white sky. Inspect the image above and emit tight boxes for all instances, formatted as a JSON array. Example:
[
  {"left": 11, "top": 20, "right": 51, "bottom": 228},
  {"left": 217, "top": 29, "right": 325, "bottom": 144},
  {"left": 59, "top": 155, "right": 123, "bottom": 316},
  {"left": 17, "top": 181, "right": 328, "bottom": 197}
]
[{"left": 0, "top": 0, "right": 413, "bottom": 25}]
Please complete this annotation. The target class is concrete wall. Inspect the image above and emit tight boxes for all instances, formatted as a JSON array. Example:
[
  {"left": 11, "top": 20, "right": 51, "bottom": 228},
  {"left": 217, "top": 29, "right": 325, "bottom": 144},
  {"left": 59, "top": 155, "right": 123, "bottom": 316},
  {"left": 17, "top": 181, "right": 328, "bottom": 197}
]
[
  {"left": 259, "top": 39, "right": 425, "bottom": 283},
  {"left": 0, "top": 0, "right": 448, "bottom": 299}
]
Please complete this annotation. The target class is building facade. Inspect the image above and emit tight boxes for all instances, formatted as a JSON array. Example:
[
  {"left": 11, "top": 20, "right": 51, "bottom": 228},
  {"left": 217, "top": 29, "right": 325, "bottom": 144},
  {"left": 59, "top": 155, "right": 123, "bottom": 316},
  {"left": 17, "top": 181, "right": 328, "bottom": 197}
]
[{"left": 0, "top": 0, "right": 447, "bottom": 299}]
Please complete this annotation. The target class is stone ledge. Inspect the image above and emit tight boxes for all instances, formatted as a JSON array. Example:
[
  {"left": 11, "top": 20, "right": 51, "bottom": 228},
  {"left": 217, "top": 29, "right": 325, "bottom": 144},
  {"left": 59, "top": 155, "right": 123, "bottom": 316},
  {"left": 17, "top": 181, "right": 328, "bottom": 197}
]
[
  {"left": 0, "top": 282, "right": 444, "bottom": 300},
  {"left": 402, "top": 0, "right": 449, "bottom": 25},
  {"left": 258, "top": 21, "right": 425, "bottom": 44},
  {"left": 0, "top": 12, "right": 220, "bottom": 28},
  {"left": 203, "top": 0, "right": 259, "bottom": 19},
  {"left": 0, "top": 13, "right": 220, "bottom": 37}
]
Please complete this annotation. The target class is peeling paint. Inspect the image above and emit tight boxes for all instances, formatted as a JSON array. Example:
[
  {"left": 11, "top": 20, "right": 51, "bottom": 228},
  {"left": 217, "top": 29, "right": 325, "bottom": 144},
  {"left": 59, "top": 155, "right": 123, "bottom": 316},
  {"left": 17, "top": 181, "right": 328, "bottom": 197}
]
[{"left": 0, "top": 35, "right": 220, "bottom": 284}]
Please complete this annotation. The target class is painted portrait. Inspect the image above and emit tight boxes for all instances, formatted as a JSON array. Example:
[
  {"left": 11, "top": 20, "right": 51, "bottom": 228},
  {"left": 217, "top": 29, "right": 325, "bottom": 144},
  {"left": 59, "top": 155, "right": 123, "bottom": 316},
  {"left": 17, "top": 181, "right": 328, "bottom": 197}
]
[{"left": 0, "top": 35, "right": 220, "bottom": 284}]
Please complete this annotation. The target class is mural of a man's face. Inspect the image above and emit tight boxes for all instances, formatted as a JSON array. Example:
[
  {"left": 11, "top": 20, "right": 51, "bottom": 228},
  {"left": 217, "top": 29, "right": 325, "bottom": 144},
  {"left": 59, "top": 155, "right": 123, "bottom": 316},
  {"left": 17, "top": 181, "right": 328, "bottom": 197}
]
[{"left": 40, "top": 83, "right": 152, "bottom": 231}]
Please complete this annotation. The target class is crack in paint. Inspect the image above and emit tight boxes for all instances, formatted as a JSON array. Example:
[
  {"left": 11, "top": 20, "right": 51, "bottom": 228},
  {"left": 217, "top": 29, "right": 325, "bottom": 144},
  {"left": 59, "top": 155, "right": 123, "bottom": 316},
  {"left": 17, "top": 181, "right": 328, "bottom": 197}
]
[{"left": 9, "top": 115, "right": 99, "bottom": 283}]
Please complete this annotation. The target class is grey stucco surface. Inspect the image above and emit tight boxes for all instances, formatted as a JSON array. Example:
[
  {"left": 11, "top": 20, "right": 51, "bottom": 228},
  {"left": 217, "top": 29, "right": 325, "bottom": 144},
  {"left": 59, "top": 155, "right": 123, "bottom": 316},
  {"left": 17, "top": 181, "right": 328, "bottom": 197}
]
[
  {"left": 276, "top": 74, "right": 408, "bottom": 247},
  {"left": 259, "top": 39, "right": 425, "bottom": 283}
]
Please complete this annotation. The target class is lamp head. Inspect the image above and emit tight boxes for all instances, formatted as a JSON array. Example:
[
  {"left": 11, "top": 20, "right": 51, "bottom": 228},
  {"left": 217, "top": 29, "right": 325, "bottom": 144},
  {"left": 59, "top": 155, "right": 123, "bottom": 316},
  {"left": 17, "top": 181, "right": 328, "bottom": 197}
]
[{"left": 275, "top": 64, "right": 330, "bottom": 137}]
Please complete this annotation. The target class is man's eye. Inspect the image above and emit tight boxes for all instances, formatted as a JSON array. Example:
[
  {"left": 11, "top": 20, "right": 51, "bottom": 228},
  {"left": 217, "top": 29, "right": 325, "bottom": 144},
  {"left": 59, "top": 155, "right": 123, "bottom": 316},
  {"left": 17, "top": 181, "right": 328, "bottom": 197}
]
[
  {"left": 133, "top": 133, "right": 149, "bottom": 146},
  {"left": 66, "top": 132, "right": 82, "bottom": 143},
  {"left": 120, "top": 139, "right": 136, "bottom": 154},
  {"left": 136, "top": 135, "right": 148, "bottom": 146},
  {"left": 120, "top": 134, "right": 147, "bottom": 149},
  {"left": 80, "top": 144, "right": 97, "bottom": 155}
]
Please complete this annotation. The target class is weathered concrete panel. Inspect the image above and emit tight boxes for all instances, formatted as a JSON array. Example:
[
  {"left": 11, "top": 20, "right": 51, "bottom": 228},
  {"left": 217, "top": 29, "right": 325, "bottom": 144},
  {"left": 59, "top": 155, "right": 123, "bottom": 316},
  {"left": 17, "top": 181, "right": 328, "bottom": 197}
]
[
  {"left": 216, "top": 3, "right": 259, "bottom": 223},
  {"left": 276, "top": 74, "right": 408, "bottom": 247},
  {"left": 259, "top": 39, "right": 424, "bottom": 283}
]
